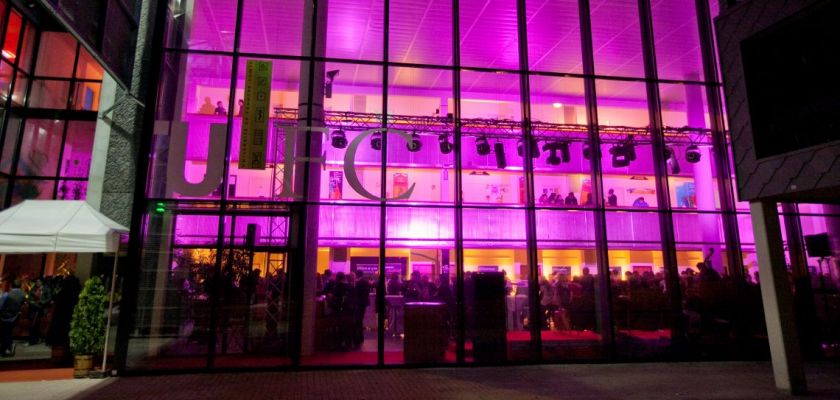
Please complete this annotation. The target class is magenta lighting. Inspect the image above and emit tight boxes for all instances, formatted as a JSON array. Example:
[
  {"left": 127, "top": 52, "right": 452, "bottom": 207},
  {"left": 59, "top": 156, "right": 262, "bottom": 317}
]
[{"left": 113, "top": 0, "right": 834, "bottom": 377}]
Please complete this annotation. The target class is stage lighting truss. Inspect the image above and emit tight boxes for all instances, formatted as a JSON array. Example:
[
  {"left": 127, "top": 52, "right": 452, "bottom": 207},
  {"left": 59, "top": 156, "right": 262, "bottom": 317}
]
[{"left": 269, "top": 107, "right": 715, "bottom": 147}]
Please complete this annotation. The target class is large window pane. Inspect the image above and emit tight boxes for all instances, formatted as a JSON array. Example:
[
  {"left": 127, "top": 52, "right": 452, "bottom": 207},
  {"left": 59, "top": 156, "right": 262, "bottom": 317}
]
[
  {"left": 303, "top": 204, "right": 382, "bottom": 366},
  {"left": 460, "top": 0, "right": 519, "bottom": 70},
  {"left": 463, "top": 241, "right": 531, "bottom": 363},
  {"left": 10, "top": 70, "right": 26, "bottom": 107},
  {"left": 390, "top": 0, "right": 452, "bottom": 66},
  {"left": 651, "top": 0, "right": 704, "bottom": 81},
  {"left": 315, "top": 62, "right": 384, "bottom": 205},
  {"left": 17, "top": 21, "right": 35, "bottom": 72},
  {"left": 59, "top": 121, "right": 95, "bottom": 178},
  {"left": 226, "top": 57, "right": 300, "bottom": 201},
  {"left": 75, "top": 48, "right": 104, "bottom": 80},
  {"left": 596, "top": 80, "right": 658, "bottom": 207},
  {"left": 1, "top": 10, "right": 21, "bottom": 63},
  {"left": 0, "top": 114, "right": 21, "bottom": 173},
  {"left": 166, "top": 0, "right": 237, "bottom": 52},
  {"left": 590, "top": 0, "right": 644, "bottom": 78},
  {"left": 461, "top": 70, "right": 523, "bottom": 206},
  {"left": 147, "top": 53, "right": 232, "bottom": 200},
  {"left": 29, "top": 79, "right": 70, "bottom": 109},
  {"left": 536, "top": 210, "right": 602, "bottom": 360},
  {"left": 0, "top": 60, "right": 11, "bottom": 102},
  {"left": 384, "top": 206, "right": 455, "bottom": 365},
  {"left": 11, "top": 178, "right": 55, "bottom": 203},
  {"left": 385, "top": 66, "right": 455, "bottom": 205},
  {"left": 326, "top": 0, "right": 384, "bottom": 61},
  {"left": 126, "top": 210, "right": 221, "bottom": 370},
  {"left": 17, "top": 119, "right": 64, "bottom": 177},
  {"left": 34, "top": 32, "right": 77, "bottom": 78},
  {"left": 71, "top": 82, "right": 101, "bottom": 111},
  {"left": 531, "top": 76, "right": 592, "bottom": 209},
  {"left": 526, "top": 0, "right": 582, "bottom": 74},
  {"left": 660, "top": 83, "right": 719, "bottom": 211},
  {"left": 213, "top": 213, "right": 292, "bottom": 368},
  {"left": 238, "top": 0, "right": 304, "bottom": 56}
]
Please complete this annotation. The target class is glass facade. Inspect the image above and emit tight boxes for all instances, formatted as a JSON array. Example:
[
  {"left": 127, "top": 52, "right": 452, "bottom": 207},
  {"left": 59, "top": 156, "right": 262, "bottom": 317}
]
[
  {"left": 121, "top": 0, "right": 840, "bottom": 370},
  {"left": 0, "top": 1, "right": 104, "bottom": 281}
]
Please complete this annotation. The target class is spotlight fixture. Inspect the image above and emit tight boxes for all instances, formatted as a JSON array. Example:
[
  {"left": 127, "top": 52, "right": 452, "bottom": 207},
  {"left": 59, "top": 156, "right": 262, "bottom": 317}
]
[
  {"left": 624, "top": 135, "right": 637, "bottom": 162},
  {"left": 558, "top": 141, "right": 571, "bottom": 163},
  {"left": 438, "top": 133, "right": 453, "bottom": 154},
  {"left": 583, "top": 143, "right": 601, "bottom": 160},
  {"left": 494, "top": 142, "right": 507, "bottom": 169},
  {"left": 370, "top": 131, "right": 382, "bottom": 151},
  {"left": 476, "top": 136, "right": 491, "bottom": 156},
  {"left": 543, "top": 141, "right": 571, "bottom": 166},
  {"left": 544, "top": 143, "right": 562, "bottom": 166},
  {"left": 516, "top": 137, "right": 540, "bottom": 158},
  {"left": 609, "top": 145, "right": 631, "bottom": 168},
  {"left": 665, "top": 147, "right": 680, "bottom": 174},
  {"left": 406, "top": 132, "right": 422, "bottom": 152},
  {"left": 331, "top": 129, "right": 347, "bottom": 149},
  {"left": 685, "top": 145, "right": 701, "bottom": 164},
  {"left": 325, "top": 69, "right": 340, "bottom": 98},
  {"left": 669, "top": 156, "right": 681, "bottom": 175},
  {"left": 608, "top": 136, "right": 637, "bottom": 168}
]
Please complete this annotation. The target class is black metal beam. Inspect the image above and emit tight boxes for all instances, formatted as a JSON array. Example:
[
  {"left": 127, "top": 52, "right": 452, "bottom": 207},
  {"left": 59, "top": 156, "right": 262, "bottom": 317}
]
[{"left": 637, "top": 0, "right": 686, "bottom": 356}]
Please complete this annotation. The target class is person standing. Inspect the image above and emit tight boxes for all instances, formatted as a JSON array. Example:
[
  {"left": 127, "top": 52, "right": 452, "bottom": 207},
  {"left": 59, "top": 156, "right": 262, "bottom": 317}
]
[
  {"left": 352, "top": 270, "right": 371, "bottom": 348},
  {"left": 0, "top": 276, "right": 25, "bottom": 357},
  {"left": 27, "top": 278, "right": 50, "bottom": 345},
  {"left": 214, "top": 101, "right": 227, "bottom": 116},
  {"left": 607, "top": 189, "right": 618, "bottom": 207},
  {"left": 564, "top": 192, "right": 578, "bottom": 206}
]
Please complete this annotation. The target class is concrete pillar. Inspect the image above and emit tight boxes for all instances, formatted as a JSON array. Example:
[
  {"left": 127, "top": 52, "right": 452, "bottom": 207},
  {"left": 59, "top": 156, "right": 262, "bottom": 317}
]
[
  {"left": 685, "top": 79, "right": 724, "bottom": 272},
  {"left": 750, "top": 200, "right": 807, "bottom": 394},
  {"left": 296, "top": 0, "right": 328, "bottom": 356},
  {"left": 86, "top": 0, "right": 158, "bottom": 226}
]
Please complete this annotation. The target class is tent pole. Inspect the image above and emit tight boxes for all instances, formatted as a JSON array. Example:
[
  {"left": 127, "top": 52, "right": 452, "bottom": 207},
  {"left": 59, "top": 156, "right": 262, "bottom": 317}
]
[{"left": 102, "top": 251, "right": 119, "bottom": 373}]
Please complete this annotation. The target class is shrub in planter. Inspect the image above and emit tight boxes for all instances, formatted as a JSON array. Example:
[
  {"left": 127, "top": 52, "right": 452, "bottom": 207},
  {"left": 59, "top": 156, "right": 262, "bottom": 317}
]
[{"left": 69, "top": 277, "right": 107, "bottom": 378}]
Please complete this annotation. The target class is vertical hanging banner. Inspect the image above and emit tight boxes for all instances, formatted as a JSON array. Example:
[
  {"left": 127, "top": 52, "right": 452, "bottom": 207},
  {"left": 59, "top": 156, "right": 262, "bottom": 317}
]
[{"left": 239, "top": 60, "right": 273, "bottom": 169}]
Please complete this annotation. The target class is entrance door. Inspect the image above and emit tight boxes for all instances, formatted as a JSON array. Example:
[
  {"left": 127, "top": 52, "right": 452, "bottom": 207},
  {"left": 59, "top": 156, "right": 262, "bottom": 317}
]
[{"left": 212, "top": 212, "right": 292, "bottom": 368}]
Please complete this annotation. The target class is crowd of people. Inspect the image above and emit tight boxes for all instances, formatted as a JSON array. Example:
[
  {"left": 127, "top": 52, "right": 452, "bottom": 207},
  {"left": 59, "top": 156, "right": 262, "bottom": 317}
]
[
  {"left": 315, "top": 270, "right": 373, "bottom": 350},
  {"left": 536, "top": 189, "right": 648, "bottom": 208},
  {"left": 0, "top": 274, "right": 81, "bottom": 358},
  {"left": 306, "top": 259, "right": 838, "bottom": 355}
]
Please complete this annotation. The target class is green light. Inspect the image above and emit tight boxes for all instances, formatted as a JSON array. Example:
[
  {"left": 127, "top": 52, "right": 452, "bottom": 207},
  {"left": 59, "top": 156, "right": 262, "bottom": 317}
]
[{"left": 154, "top": 202, "right": 166, "bottom": 214}]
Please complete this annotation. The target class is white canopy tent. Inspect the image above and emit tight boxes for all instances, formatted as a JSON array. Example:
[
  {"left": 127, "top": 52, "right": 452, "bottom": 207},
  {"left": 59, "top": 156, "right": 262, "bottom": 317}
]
[
  {"left": 0, "top": 200, "right": 128, "bottom": 372},
  {"left": 0, "top": 200, "right": 126, "bottom": 253}
]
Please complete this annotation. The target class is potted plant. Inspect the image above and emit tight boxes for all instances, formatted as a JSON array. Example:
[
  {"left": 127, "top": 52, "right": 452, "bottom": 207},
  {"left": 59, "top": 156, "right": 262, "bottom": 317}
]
[{"left": 69, "top": 277, "right": 107, "bottom": 378}]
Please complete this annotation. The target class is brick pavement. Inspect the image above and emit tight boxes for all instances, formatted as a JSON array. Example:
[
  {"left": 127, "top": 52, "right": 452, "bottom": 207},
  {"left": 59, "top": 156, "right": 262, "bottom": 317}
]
[{"left": 3, "top": 362, "right": 839, "bottom": 400}]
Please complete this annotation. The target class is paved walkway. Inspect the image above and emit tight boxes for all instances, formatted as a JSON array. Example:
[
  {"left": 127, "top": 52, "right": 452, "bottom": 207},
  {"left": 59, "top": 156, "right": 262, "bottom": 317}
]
[{"left": 1, "top": 362, "right": 838, "bottom": 400}]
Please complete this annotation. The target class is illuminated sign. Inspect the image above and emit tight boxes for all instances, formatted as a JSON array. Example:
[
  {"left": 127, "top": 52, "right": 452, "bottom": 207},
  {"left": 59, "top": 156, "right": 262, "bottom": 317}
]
[{"left": 239, "top": 60, "right": 273, "bottom": 170}]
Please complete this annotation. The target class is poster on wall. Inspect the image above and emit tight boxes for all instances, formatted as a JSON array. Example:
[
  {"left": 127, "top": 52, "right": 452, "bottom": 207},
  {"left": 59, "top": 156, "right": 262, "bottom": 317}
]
[
  {"left": 552, "top": 266, "right": 572, "bottom": 276},
  {"left": 393, "top": 173, "right": 409, "bottom": 198},
  {"left": 239, "top": 60, "right": 273, "bottom": 170},
  {"left": 676, "top": 182, "right": 696, "bottom": 208},
  {"left": 329, "top": 171, "right": 344, "bottom": 199},
  {"left": 484, "top": 184, "right": 510, "bottom": 203},
  {"left": 351, "top": 257, "right": 408, "bottom": 277},
  {"left": 581, "top": 179, "right": 593, "bottom": 205}
]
